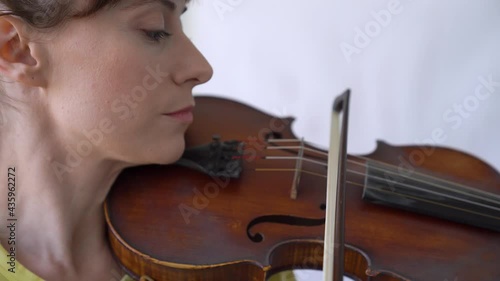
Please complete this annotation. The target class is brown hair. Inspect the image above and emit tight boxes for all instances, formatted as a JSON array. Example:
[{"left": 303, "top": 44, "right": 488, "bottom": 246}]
[{"left": 0, "top": 0, "right": 122, "bottom": 29}]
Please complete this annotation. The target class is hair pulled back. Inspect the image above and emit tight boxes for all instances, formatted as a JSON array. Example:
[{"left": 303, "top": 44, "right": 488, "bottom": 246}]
[{"left": 0, "top": 0, "right": 121, "bottom": 29}]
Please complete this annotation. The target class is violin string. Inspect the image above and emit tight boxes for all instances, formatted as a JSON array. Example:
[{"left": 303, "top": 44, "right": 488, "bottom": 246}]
[
  {"left": 266, "top": 145, "right": 328, "bottom": 156},
  {"left": 346, "top": 169, "right": 500, "bottom": 211},
  {"left": 355, "top": 154, "right": 500, "bottom": 200},
  {"left": 261, "top": 155, "right": 500, "bottom": 207},
  {"left": 266, "top": 139, "right": 497, "bottom": 195},
  {"left": 260, "top": 139, "right": 500, "bottom": 220},
  {"left": 254, "top": 168, "right": 500, "bottom": 221},
  {"left": 266, "top": 139, "right": 474, "bottom": 186},
  {"left": 255, "top": 166, "right": 500, "bottom": 213},
  {"left": 264, "top": 155, "right": 327, "bottom": 166},
  {"left": 254, "top": 168, "right": 327, "bottom": 178},
  {"left": 344, "top": 180, "right": 500, "bottom": 221},
  {"left": 362, "top": 184, "right": 500, "bottom": 221},
  {"left": 264, "top": 156, "right": 499, "bottom": 204},
  {"left": 262, "top": 141, "right": 500, "bottom": 202},
  {"left": 349, "top": 159, "right": 500, "bottom": 205}
]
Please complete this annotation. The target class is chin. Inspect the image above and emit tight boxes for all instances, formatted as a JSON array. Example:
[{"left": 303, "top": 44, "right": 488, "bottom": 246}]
[
  {"left": 155, "top": 137, "right": 186, "bottom": 165},
  {"left": 121, "top": 134, "right": 187, "bottom": 166}
]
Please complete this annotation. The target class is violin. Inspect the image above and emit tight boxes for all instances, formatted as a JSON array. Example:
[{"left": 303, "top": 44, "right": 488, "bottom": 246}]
[{"left": 104, "top": 95, "right": 500, "bottom": 281}]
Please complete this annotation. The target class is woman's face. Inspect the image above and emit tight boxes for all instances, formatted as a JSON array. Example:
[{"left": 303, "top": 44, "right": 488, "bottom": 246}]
[{"left": 42, "top": 0, "right": 212, "bottom": 165}]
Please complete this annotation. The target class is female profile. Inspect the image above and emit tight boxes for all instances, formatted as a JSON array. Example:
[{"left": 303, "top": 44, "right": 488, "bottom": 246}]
[{"left": 0, "top": 0, "right": 213, "bottom": 280}]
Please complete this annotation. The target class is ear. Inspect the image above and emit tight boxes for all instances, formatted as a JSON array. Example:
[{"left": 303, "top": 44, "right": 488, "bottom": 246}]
[{"left": 0, "top": 16, "right": 47, "bottom": 88}]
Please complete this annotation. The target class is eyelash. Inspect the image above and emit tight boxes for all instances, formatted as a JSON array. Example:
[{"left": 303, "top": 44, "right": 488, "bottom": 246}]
[{"left": 143, "top": 30, "right": 172, "bottom": 42}]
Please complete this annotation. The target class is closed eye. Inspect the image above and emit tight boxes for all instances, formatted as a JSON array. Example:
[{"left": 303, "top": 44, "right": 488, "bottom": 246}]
[{"left": 143, "top": 30, "right": 172, "bottom": 42}]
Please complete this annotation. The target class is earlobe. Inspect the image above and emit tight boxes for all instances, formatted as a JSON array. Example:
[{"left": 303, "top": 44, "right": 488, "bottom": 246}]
[{"left": 0, "top": 16, "right": 47, "bottom": 88}]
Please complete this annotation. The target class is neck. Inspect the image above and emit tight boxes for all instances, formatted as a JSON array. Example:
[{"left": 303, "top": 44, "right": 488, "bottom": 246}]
[{"left": 0, "top": 110, "right": 128, "bottom": 279}]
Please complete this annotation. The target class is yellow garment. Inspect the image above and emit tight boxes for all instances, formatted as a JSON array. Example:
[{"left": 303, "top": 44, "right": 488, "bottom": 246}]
[
  {"left": 0, "top": 244, "right": 132, "bottom": 281},
  {"left": 267, "top": 271, "right": 298, "bottom": 281},
  {"left": 0, "top": 244, "right": 295, "bottom": 281}
]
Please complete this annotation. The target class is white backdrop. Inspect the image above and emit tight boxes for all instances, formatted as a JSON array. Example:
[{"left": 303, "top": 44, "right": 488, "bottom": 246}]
[{"left": 183, "top": 0, "right": 499, "bottom": 280}]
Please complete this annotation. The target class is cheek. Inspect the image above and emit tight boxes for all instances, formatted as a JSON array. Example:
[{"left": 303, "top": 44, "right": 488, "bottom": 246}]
[
  {"left": 49, "top": 52, "right": 145, "bottom": 130},
  {"left": 49, "top": 57, "right": 186, "bottom": 165},
  {"left": 45, "top": 22, "right": 185, "bottom": 164}
]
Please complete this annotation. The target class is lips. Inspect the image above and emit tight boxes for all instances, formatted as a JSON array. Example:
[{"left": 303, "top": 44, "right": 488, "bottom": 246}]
[
  {"left": 165, "top": 105, "right": 194, "bottom": 115},
  {"left": 163, "top": 105, "right": 194, "bottom": 123}
]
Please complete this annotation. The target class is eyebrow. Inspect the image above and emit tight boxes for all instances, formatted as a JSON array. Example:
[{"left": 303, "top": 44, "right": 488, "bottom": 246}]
[{"left": 121, "top": 0, "right": 189, "bottom": 14}]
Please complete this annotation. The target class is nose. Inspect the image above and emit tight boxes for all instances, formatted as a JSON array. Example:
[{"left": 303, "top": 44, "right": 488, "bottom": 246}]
[{"left": 171, "top": 34, "right": 214, "bottom": 87}]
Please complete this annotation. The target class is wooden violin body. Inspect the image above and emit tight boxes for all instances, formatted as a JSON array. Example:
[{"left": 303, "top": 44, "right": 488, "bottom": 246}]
[{"left": 105, "top": 96, "right": 500, "bottom": 281}]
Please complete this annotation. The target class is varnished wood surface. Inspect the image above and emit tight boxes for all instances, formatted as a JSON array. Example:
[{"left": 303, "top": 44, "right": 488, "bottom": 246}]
[{"left": 105, "top": 96, "right": 500, "bottom": 281}]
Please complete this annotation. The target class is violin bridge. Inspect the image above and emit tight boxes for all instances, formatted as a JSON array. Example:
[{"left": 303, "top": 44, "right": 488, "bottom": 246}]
[{"left": 291, "top": 137, "right": 305, "bottom": 199}]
